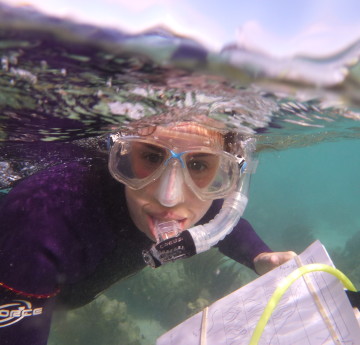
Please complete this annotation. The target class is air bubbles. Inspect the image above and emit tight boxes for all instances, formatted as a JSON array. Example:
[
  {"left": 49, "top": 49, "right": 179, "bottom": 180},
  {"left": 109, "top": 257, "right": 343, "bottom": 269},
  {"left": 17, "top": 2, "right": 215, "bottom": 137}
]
[
  {"left": 40, "top": 60, "right": 48, "bottom": 70},
  {"left": 9, "top": 67, "right": 37, "bottom": 84},
  {"left": 1, "top": 56, "right": 9, "bottom": 71},
  {"left": 108, "top": 101, "right": 146, "bottom": 119},
  {"left": 106, "top": 77, "right": 112, "bottom": 87},
  {"left": 9, "top": 55, "right": 18, "bottom": 65}
]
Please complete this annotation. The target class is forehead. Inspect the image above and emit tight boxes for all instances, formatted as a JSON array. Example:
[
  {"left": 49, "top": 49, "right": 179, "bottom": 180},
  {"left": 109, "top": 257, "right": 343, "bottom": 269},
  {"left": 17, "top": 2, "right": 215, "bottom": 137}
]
[{"left": 151, "top": 125, "right": 224, "bottom": 150}]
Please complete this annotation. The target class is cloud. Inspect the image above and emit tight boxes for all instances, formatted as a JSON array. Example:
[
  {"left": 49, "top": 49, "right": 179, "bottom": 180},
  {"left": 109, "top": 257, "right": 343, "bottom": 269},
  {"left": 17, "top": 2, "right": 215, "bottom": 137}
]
[
  {"left": 102, "top": 0, "right": 176, "bottom": 12},
  {"left": 236, "top": 20, "right": 360, "bottom": 57},
  {"left": 3, "top": 0, "right": 227, "bottom": 49}
]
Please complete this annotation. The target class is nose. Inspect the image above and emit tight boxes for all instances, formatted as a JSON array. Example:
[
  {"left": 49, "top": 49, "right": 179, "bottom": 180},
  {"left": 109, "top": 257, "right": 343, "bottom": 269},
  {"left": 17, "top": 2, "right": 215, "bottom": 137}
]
[{"left": 155, "top": 160, "right": 184, "bottom": 207}]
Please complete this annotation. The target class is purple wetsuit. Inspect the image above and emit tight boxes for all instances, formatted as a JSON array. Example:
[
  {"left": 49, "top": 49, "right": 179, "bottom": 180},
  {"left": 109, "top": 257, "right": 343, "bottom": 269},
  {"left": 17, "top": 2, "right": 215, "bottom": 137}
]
[{"left": 0, "top": 153, "right": 271, "bottom": 345}]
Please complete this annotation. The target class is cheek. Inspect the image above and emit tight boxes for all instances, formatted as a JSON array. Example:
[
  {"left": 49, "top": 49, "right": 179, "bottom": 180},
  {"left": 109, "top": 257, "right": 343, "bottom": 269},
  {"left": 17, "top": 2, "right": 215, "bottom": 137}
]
[
  {"left": 125, "top": 184, "right": 154, "bottom": 208},
  {"left": 125, "top": 187, "right": 147, "bottom": 229},
  {"left": 125, "top": 187, "right": 137, "bottom": 209},
  {"left": 187, "top": 195, "right": 212, "bottom": 225}
]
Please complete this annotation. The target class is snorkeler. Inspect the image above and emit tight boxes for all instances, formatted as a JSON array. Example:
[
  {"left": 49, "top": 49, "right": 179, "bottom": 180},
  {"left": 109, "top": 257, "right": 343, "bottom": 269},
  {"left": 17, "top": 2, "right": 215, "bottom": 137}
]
[{"left": 0, "top": 119, "right": 295, "bottom": 344}]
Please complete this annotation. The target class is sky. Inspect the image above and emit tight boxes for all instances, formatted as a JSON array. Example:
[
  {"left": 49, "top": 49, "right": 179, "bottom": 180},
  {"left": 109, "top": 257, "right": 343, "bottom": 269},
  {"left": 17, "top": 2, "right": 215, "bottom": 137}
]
[{"left": 3, "top": 0, "right": 360, "bottom": 57}]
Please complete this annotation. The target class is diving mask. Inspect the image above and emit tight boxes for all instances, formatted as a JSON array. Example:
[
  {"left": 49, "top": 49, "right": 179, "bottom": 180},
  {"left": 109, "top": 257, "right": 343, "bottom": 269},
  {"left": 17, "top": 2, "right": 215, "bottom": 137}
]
[{"left": 108, "top": 135, "right": 245, "bottom": 201}]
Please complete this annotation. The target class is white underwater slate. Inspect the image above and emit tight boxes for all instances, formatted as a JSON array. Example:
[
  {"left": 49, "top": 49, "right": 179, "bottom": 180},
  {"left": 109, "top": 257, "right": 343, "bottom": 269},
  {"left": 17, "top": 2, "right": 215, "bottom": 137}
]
[{"left": 157, "top": 240, "right": 360, "bottom": 345}]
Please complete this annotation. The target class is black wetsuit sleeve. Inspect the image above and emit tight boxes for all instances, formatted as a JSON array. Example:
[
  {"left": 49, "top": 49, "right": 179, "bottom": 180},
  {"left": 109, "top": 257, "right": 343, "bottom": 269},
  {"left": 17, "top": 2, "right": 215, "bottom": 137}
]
[
  {"left": 0, "top": 188, "right": 61, "bottom": 345},
  {"left": 199, "top": 199, "right": 272, "bottom": 271},
  {"left": 0, "top": 285, "right": 56, "bottom": 345},
  {"left": 0, "top": 160, "right": 118, "bottom": 344},
  {"left": 217, "top": 218, "right": 272, "bottom": 271}
]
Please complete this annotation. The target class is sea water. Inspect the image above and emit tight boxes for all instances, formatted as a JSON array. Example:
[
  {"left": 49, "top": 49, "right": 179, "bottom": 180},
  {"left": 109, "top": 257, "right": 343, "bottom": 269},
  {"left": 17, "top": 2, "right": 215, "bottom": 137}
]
[
  {"left": 248, "top": 139, "right": 360, "bottom": 253},
  {"left": 0, "top": 3, "right": 360, "bottom": 345}
]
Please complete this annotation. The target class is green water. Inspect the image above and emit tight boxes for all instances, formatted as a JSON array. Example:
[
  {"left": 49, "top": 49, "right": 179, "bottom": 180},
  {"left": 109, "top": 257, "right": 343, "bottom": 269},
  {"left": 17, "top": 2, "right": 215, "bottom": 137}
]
[{"left": 248, "top": 139, "right": 360, "bottom": 253}]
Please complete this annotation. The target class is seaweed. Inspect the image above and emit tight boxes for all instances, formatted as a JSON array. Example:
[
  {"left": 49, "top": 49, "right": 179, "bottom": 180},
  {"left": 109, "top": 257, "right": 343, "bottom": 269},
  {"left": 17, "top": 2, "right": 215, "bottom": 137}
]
[
  {"left": 106, "top": 249, "right": 255, "bottom": 331},
  {"left": 49, "top": 295, "right": 143, "bottom": 345},
  {"left": 180, "top": 248, "right": 255, "bottom": 302},
  {"left": 49, "top": 249, "right": 257, "bottom": 344},
  {"left": 329, "top": 230, "right": 360, "bottom": 288}
]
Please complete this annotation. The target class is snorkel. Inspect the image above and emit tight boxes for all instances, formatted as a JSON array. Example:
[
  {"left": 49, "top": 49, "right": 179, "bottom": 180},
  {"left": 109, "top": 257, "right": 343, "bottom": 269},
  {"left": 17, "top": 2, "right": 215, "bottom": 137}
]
[
  {"left": 142, "top": 137, "right": 257, "bottom": 268},
  {"left": 188, "top": 158, "right": 252, "bottom": 252}
]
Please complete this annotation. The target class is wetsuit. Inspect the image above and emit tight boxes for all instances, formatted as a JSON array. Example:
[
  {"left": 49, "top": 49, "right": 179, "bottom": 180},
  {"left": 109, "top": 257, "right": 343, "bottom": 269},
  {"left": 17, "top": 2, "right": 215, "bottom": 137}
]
[{"left": 0, "top": 154, "right": 271, "bottom": 345}]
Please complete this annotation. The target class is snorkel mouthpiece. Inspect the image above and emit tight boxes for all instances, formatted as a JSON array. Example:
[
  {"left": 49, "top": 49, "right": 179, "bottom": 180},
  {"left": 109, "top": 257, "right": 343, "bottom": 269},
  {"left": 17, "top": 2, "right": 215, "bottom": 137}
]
[{"left": 154, "top": 219, "right": 181, "bottom": 242}]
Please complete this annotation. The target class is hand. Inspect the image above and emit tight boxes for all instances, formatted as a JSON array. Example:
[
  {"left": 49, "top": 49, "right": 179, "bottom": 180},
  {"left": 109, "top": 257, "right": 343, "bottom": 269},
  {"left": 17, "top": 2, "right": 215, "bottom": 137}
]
[{"left": 253, "top": 251, "right": 297, "bottom": 275}]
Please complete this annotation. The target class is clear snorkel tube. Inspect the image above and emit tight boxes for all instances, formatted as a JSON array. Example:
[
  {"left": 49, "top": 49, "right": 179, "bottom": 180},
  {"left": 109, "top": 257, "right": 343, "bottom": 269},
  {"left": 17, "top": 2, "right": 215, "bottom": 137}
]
[
  {"left": 143, "top": 137, "right": 257, "bottom": 268},
  {"left": 188, "top": 160, "right": 252, "bottom": 253}
]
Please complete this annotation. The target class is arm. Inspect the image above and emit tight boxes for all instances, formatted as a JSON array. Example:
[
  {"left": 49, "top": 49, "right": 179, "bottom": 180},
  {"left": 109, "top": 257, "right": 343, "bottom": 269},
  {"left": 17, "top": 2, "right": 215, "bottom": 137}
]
[
  {"left": 0, "top": 187, "right": 62, "bottom": 345},
  {"left": 217, "top": 218, "right": 296, "bottom": 274},
  {"left": 0, "top": 284, "right": 57, "bottom": 345},
  {"left": 0, "top": 160, "right": 114, "bottom": 344},
  {"left": 217, "top": 218, "right": 270, "bottom": 270}
]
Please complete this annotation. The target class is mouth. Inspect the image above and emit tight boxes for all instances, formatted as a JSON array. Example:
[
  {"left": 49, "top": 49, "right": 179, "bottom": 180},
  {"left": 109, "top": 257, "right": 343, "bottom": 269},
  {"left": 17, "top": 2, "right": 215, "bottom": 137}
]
[{"left": 147, "top": 215, "right": 187, "bottom": 241}]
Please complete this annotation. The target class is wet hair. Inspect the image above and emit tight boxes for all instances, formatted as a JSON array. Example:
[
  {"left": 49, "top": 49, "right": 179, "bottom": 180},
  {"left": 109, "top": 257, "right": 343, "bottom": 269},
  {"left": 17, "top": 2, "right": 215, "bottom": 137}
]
[
  {"left": 116, "top": 119, "right": 245, "bottom": 157},
  {"left": 104, "top": 105, "right": 248, "bottom": 155}
]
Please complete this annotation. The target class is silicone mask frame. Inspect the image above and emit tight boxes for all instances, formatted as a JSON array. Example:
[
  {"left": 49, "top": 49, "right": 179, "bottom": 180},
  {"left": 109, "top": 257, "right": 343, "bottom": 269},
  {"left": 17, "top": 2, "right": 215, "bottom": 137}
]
[{"left": 108, "top": 136, "right": 243, "bottom": 201}]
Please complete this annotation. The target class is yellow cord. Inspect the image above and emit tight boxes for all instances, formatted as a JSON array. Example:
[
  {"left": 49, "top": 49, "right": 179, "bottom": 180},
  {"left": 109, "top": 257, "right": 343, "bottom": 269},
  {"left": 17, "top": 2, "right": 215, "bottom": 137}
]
[{"left": 249, "top": 263, "right": 357, "bottom": 345}]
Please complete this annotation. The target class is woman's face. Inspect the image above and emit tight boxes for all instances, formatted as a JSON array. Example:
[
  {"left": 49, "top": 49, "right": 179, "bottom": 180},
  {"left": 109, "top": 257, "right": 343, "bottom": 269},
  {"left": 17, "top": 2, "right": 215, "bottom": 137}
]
[{"left": 124, "top": 125, "right": 220, "bottom": 241}]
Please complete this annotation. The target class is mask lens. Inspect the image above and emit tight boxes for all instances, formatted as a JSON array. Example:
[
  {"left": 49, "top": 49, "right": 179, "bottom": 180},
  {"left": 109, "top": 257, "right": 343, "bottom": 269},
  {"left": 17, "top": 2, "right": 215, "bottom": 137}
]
[
  {"left": 109, "top": 139, "right": 167, "bottom": 188},
  {"left": 185, "top": 152, "right": 238, "bottom": 199},
  {"left": 185, "top": 153, "right": 220, "bottom": 188},
  {"left": 130, "top": 142, "right": 166, "bottom": 178}
]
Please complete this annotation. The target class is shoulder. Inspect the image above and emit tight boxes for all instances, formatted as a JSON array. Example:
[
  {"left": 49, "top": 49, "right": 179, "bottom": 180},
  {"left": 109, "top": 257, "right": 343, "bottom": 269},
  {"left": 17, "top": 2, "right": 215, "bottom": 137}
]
[
  {"left": 2, "top": 157, "right": 110, "bottom": 211},
  {"left": 0, "top": 157, "right": 127, "bottom": 288},
  {"left": 0, "top": 156, "right": 127, "bottom": 241}
]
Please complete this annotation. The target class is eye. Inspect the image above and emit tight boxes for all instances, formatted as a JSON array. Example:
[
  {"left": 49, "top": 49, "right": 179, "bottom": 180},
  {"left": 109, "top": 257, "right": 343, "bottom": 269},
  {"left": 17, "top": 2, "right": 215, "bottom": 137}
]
[
  {"left": 141, "top": 151, "right": 164, "bottom": 165},
  {"left": 187, "top": 160, "right": 208, "bottom": 172}
]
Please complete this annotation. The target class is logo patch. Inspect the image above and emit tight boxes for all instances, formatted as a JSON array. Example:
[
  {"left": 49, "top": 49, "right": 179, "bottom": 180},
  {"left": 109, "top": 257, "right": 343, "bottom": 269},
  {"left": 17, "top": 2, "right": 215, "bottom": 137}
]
[{"left": 0, "top": 300, "right": 43, "bottom": 327}]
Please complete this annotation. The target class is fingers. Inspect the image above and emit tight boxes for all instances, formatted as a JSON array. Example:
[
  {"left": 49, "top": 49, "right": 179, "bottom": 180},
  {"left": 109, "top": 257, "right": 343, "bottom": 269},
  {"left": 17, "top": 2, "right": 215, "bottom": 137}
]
[
  {"left": 254, "top": 251, "right": 297, "bottom": 275},
  {"left": 275, "top": 251, "right": 297, "bottom": 265}
]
